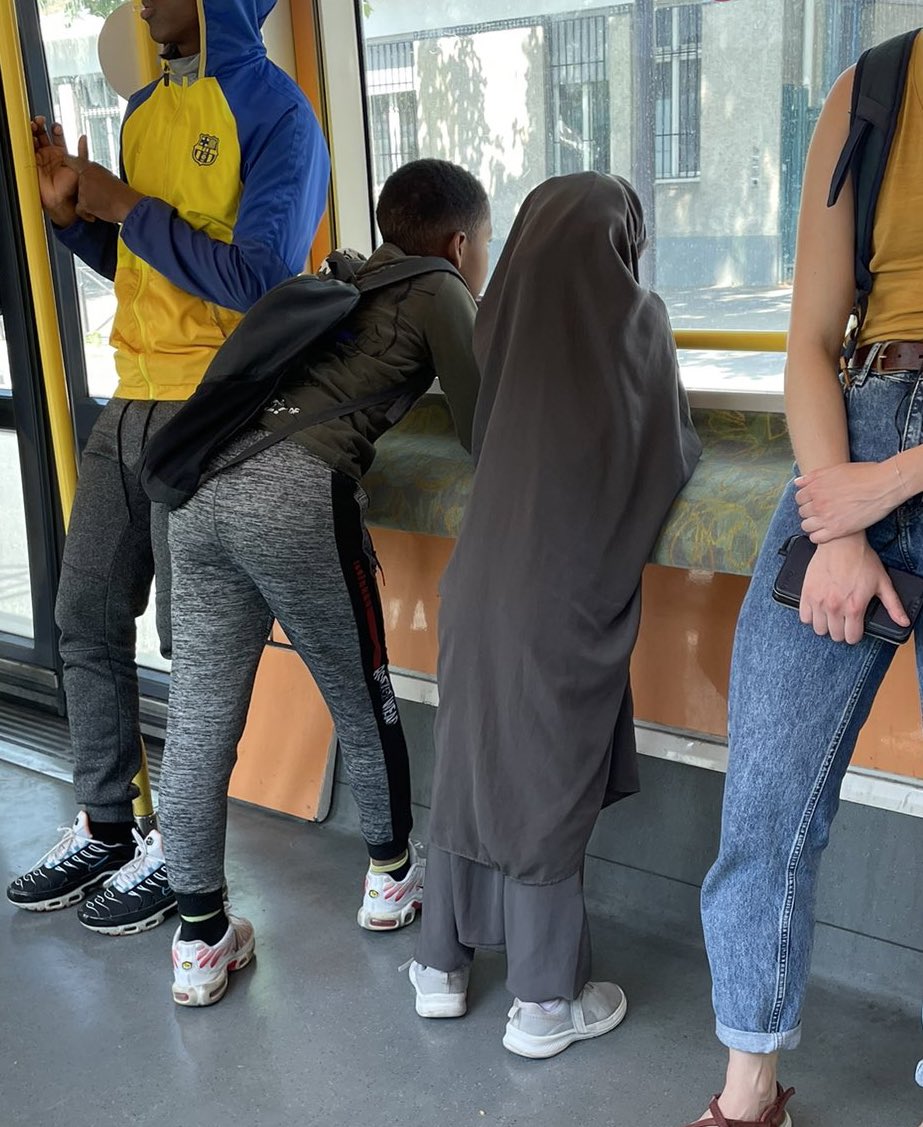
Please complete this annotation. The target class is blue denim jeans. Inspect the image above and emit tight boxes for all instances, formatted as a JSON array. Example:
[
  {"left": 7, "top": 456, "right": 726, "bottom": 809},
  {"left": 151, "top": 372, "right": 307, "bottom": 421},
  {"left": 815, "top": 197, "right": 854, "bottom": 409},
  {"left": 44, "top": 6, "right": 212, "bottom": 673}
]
[{"left": 701, "top": 349, "right": 923, "bottom": 1054}]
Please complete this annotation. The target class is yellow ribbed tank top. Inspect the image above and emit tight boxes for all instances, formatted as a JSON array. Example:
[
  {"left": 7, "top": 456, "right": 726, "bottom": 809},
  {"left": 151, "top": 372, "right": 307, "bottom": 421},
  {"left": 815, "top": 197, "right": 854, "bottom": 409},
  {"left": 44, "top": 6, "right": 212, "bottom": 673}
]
[{"left": 859, "top": 34, "right": 923, "bottom": 345}]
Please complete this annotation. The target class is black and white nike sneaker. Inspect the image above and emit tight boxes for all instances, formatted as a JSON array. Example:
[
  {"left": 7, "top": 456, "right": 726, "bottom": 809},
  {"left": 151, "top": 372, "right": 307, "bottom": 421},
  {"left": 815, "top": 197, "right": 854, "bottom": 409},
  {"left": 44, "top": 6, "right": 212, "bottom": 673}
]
[
  {"left": 78, "top": 828, "right": 176, "bottom": 936},
  {"left": 6, "top": 812, "right": 135, "bottom": 911}
]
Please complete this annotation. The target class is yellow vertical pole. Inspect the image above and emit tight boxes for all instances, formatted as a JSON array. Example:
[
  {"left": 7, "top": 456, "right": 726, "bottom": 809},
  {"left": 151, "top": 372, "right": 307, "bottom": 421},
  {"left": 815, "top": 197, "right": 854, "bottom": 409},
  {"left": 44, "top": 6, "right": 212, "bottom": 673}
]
[
  {"left": 132, "top": 743, "right": 156, "bottom": 834},
  {"left": 0, "top": 0, "right": 155, "bottom": 828},
  {"left": 0, "top": 0, "right": 77, "bottom": 518}
]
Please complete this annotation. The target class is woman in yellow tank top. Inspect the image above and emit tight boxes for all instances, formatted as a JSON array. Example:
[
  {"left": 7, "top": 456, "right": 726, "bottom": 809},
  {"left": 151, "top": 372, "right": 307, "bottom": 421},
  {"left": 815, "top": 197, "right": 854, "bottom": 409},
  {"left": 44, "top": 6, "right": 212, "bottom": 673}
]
[{"left": 681, "top": 32, "right": 923, "bottom": 1127}]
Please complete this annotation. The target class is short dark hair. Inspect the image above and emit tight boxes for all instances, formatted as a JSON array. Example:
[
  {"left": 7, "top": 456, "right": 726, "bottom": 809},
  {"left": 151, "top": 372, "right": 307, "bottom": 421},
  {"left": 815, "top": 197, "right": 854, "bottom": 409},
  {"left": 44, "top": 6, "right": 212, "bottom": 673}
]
[{"left": 376, "top": 159, "right": 489, "bottom": 256}]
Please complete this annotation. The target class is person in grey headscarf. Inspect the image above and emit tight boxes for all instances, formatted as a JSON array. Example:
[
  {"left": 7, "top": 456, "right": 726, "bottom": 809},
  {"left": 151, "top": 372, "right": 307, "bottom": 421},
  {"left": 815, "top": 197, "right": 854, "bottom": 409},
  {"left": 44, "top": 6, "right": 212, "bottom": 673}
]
[{"left": 405, "top": 171, "right": 701, "bottom": 1059}]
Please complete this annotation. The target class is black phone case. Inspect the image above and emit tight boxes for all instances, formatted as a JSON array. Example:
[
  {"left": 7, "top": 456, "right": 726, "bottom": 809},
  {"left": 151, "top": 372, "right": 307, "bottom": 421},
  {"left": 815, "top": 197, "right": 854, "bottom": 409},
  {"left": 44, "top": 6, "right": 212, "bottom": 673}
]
[{"left": 772, "top": 534, "right": 923, "bottom": 644}]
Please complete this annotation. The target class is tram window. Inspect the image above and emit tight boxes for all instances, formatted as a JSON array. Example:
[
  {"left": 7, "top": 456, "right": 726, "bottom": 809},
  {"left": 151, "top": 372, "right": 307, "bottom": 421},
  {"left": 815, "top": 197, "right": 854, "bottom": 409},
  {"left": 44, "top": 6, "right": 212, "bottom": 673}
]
[
  {"left": 0, "top": 315, "right": 10, "bottom": 393},
  {"left": 36, "top": 2, "right": 166, "bottom": 671},
  {"left": 359, "top": 0, "right": 923, "bottom": 393},
  {"left": 38, "top": 0, "right": 123, "bottom": 400},
  {"left": 0, "top": 432, "right": 34, "bottom": 640},
  {"left": 0, "top": 334, "right": 34, "bottom": 640}
]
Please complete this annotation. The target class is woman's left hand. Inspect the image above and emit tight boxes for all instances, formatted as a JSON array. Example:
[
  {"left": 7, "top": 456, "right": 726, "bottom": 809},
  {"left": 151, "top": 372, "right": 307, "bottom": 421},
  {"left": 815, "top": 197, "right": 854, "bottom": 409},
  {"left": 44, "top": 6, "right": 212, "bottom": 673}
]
[{"left": 795, "top": 459, "right": 906, "bottom": 542}]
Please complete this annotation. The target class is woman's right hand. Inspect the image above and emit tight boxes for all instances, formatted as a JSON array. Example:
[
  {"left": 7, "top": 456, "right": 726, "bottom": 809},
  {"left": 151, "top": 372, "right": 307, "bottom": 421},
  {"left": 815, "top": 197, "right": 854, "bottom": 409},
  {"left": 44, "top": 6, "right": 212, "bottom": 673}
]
[
  {"left": 31, "top": 116, "right": 79, "bottom": 228},
  {"left": 800, "top": 533, "right": 909, "bottom": 644}
]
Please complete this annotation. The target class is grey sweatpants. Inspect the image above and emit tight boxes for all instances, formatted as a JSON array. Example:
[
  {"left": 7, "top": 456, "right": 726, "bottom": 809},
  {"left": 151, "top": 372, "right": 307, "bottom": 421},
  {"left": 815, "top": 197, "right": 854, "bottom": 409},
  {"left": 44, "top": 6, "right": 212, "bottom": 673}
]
[
  {"left": 157, "top": 436, "right": 412, "bottom": 895},
  {"left": 57, "top": 399, "right": 180, "bottom": 824}
]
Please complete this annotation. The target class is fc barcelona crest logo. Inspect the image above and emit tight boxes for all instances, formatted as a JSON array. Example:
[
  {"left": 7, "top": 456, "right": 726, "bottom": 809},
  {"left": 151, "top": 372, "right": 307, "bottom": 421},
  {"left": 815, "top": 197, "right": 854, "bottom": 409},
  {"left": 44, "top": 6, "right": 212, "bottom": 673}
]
[{"left": 192, "top": 133, "right": 220, "bottom": 167}]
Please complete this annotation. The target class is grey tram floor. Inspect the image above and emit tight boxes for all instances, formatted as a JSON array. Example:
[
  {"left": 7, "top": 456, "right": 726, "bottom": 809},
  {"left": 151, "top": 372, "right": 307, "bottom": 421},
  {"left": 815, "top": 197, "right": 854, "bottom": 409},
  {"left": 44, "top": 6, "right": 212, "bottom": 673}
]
[{"left": 1, "top": 760, "right": 920, "bottom": 1127}]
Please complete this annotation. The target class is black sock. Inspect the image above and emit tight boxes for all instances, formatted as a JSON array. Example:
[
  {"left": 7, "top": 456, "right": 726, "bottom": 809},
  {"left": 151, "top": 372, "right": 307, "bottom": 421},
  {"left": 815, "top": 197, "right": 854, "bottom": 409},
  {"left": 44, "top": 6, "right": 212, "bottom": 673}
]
[
  {"left": 370, "top": 848, "right": 411, "bottom": 883},
  {"left": 90, "top": 819, "right": 135, "bottom": 846},
  {"left": 390, "top": 857, "right": 411, "bottom": 882},
  {"left": 176, "top": 889, "right": 229, "bottom": 946}
]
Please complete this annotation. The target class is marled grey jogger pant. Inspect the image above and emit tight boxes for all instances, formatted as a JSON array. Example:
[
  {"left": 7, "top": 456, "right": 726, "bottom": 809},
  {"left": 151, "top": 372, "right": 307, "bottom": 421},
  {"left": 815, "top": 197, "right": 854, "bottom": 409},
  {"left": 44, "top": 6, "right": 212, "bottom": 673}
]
[
  {"left": 57, "top": 399, "right": 179, "bottom": 824},
  {"left": 157, "top": 436, "right": 412, "bottom": 894}
]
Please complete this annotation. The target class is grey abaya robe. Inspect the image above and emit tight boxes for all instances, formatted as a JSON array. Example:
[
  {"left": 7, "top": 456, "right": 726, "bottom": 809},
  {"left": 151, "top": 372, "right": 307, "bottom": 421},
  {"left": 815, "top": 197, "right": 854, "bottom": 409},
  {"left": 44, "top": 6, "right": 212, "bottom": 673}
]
[{"left": 416, "top": 172, "right": 701, "bottom": 1001}]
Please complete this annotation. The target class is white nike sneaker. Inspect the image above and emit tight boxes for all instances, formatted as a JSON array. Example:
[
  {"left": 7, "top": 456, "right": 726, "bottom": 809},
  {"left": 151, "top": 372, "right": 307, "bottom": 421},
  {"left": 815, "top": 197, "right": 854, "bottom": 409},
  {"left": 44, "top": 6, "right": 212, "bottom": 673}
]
[
  {"left": 357, "top": 843, "right": 425, "bottom": 931},
  {"left": 502, "top": 981, "right": 628, "bottom": 1059},
  {"left": 171, "top": 916, "right": 255, "bottom": 1007},
  {"left": 407, "top": 959, "right": 469, "bottom": 1018}
]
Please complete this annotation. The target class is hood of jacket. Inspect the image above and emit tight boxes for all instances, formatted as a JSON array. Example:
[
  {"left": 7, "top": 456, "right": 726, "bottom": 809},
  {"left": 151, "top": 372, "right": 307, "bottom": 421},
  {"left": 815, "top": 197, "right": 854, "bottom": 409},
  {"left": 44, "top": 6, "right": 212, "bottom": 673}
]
[{"left": 194, "top": 0, "right": 276, "bottom": 76}]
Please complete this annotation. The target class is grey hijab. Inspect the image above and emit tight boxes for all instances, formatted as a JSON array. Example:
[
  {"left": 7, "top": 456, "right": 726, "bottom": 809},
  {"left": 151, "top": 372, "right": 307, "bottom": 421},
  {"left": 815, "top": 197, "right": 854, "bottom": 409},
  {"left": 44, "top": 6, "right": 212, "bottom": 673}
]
[{"left": 428, "top": 172, "right": 701, "bottom": 886}]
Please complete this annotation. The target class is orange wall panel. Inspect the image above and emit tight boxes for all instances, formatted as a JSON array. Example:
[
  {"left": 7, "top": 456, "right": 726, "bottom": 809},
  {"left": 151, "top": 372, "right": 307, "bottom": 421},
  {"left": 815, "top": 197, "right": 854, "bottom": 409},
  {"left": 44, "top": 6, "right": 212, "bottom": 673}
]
[
  {"left": 372, "top": 528, "right": 452, "bottom": 675},
  {"left": 370, "top": 532, "right": 923, "bottom": 781},
  {"left": 289, "top": 0, "right": 333, "bottom": 270},
  {"left": 232, "top": 527, "right": 923, "bottom": 824},
  {"left": 230, "top": 644, "right": 335, "bottom": 819}
]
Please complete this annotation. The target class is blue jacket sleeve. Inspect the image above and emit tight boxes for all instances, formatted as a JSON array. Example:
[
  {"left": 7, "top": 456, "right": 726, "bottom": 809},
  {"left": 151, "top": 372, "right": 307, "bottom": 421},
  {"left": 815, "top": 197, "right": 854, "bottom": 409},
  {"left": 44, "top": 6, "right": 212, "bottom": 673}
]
[
  {"left": 55, "top": 218, "right": 120, "bottom": 282},
  {"left": 118, "top": 104, "right": 330, "bottom": 313}
]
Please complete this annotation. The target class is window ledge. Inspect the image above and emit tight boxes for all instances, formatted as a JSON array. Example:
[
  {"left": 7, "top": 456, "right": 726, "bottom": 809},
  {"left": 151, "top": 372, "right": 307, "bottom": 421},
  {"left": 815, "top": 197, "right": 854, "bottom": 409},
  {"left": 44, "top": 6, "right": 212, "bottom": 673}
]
[
  {"left": 687, "top": 387, "right": 784, "bottom": 413},
  {"left": 365, "top": 395, "right": 793, "bottom": 577}
]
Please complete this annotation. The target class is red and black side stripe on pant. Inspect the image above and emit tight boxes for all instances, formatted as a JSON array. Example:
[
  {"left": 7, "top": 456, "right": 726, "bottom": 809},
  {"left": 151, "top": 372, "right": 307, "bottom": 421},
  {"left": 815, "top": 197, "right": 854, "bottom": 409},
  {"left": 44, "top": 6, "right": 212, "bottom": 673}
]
[{"left": 331, "top": 471, "right": 413, "bottom": 862}]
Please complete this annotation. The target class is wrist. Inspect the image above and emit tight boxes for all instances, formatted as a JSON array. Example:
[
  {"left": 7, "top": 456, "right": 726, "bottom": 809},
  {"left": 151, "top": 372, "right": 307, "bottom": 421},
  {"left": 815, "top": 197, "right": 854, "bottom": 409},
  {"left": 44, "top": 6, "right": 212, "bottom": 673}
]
[
  {"left": 113, "top": 189, "right": 144, "bottom": 225},
  {"left": 891, "top": 449, "right": 920, "bottom": 504},
  {"left": 815, "top": 530, "right": 867, "bottom": 555}
]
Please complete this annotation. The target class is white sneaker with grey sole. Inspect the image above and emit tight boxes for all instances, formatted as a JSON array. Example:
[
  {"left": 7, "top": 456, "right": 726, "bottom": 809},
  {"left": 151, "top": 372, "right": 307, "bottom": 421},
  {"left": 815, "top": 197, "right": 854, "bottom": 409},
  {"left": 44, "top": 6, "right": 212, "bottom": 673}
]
[
  {"left": 502, "top": 981, "right": 628, "bottom": 1059},
  {"left": 407, "top": 959, "right": 469, "bottom": 1018}
]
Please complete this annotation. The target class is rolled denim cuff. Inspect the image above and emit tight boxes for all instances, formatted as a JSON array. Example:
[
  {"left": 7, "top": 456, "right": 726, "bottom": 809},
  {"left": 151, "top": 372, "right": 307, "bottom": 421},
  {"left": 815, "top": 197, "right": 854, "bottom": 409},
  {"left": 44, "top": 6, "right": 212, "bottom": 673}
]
[{"left": 715, "top": 1019, "right": 802, "bottom": 1054}]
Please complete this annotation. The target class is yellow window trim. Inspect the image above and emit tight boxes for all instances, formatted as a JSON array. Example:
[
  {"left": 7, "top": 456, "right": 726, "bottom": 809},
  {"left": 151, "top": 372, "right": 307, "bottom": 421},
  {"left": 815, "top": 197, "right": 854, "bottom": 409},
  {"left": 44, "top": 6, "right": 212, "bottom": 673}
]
[
  {"left": 674, "top": 330, "right": 787, "bottom": 353},
  {"left": 0, "top": 0, "right": 77, "bottom": 524}
]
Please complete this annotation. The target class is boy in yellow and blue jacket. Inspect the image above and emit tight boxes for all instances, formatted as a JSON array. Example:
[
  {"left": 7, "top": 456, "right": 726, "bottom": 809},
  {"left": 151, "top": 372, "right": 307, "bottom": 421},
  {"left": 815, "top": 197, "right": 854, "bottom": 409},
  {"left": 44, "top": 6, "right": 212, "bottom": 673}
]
[{"left": 7, "top": 0, "right": 329, "bottom": 935}]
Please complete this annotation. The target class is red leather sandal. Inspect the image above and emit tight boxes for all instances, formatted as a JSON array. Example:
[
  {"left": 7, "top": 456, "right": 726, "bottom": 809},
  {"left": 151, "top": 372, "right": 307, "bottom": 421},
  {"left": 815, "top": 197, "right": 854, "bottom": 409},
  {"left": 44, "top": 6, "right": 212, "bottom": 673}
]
[{"left": 681, "top": 1084, "right": 795, "bottom": 1127}]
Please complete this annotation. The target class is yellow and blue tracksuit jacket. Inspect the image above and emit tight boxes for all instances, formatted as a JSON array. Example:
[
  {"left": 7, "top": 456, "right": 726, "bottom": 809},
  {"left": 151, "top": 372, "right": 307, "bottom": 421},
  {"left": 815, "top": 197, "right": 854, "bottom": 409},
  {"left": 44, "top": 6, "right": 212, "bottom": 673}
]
[{"left": 58, "top": 0, "right": 329, "bottom": 401}]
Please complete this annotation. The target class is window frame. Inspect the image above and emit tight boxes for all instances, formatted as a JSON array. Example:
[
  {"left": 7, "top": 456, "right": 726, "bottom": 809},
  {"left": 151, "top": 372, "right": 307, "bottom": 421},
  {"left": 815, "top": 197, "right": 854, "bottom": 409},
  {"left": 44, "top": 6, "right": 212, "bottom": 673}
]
[
  {"left": 654, "top": 3, "right": 702, "bottom": 183},
  {"left": 365, "top": 39, "right": 419, "bottom": 197},
  {"left": 547, "top": 13, "right": 611, "bottom": 177},
  {"left": 0, "top": 10, "right": 70, "bottom": 703}
]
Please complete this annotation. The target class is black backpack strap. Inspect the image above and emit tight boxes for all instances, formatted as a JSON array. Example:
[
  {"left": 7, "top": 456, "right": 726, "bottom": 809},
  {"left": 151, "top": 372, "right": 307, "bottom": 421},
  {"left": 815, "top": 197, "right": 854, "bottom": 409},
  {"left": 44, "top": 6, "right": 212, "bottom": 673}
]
[
  {"left": 198, "top": 257, "right": 463, "bottom": 483},
  {"left": 199, "top": 381, "right": 420, "bottom": 484},
  {"left": 828, "top": 29, "right": 919, "bottom": 361},
  {"left": 324, "top": 250, "right": 364, "bottom": 282},
  {"left": 353, "top": 255, "right": 464, "bottom": 293}
]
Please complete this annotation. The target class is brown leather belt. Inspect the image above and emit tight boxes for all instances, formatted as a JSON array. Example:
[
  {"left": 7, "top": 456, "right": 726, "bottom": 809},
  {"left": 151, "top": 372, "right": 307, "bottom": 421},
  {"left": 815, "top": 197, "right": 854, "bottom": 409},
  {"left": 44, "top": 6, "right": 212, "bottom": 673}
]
[{"left": 852, "top": 340, "right": 923, "bottom": 372}]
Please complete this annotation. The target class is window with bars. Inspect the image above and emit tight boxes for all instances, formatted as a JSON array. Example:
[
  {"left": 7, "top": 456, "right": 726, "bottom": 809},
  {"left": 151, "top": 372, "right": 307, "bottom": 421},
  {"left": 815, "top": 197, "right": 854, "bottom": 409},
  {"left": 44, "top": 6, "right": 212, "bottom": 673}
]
[
  {"left": 548, "top": 15, "right": 611, "bottom": 176},
  {"left": 365, "top": 41, "right": 419, "bottom": 195},
  {"left": 52, "top": 72, "right": 121, "bottom": 173},
  {"left": 654, "top": 4, "right": 702, "bottom": 180}
]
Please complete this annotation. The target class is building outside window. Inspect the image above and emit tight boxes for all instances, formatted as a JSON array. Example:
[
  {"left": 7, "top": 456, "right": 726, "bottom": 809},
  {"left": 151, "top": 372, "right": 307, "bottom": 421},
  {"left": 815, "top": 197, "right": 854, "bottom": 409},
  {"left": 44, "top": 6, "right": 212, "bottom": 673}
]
[
  {"left": 366, "top": 40, "right": 419, "bottom": 196},
  {"left": 654, "top": 3, "right": 701, "bottom": 180},
  {"left": 548, "top": 14, "right": 610, "bottom": 175},
  {"left": 48, "top": 71, "right": 121, "bottom": 176},
  {"left": 357, "top": 0, "right": 923, "bottom": 391}
]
